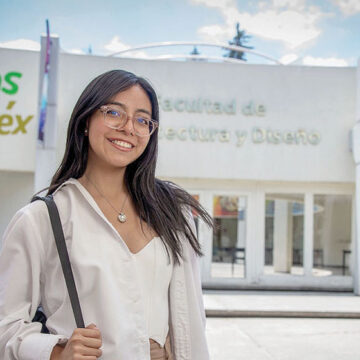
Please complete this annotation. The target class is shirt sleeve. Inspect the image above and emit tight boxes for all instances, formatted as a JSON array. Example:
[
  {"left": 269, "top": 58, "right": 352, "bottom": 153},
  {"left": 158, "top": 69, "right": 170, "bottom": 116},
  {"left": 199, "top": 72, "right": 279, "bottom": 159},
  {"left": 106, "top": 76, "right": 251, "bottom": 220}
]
[
  {"left": 184, "top": 206, "right": 207, "bottom": 328},
  {"left": 0, "top": 206, "right": 68, "bottom": 360},
  {"left": 182, "top": 206, "right": 210, "bottom": 359}
]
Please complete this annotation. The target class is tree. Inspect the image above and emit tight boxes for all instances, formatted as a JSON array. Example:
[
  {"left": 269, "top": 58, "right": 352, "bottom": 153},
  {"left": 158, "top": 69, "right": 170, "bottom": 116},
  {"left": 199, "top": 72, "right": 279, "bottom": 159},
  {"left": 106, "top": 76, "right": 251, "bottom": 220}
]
[
  {"left": 190, "top": 46, "right": 200, "bottom": 56},
  {"left": 224, "top": 23, "right": 253, "bottom": 61},
  {"left": 189, "top": 46, "right": 204, "bottom": 62}
]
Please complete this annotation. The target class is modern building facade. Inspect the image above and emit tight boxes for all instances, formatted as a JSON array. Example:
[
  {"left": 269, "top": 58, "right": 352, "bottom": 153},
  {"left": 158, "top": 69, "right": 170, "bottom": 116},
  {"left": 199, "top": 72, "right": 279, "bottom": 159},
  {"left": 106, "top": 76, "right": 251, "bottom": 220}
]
[{"left": 0, "top": 47, "right": 359, "bottom": 292}]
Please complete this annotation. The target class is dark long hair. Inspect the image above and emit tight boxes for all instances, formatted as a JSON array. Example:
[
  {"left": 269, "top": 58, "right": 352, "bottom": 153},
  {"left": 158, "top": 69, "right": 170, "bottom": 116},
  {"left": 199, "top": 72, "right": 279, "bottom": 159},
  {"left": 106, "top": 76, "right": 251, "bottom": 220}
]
[{"left": 46, "top": 69, "right": 213, "bottom": 265}]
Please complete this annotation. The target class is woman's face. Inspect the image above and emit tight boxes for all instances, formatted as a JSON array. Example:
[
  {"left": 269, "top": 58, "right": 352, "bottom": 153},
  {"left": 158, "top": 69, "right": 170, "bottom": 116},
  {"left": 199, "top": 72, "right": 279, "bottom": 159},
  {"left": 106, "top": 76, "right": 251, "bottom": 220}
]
[{"left": 86, "top": 85, "right": 152, "bottom": 171}]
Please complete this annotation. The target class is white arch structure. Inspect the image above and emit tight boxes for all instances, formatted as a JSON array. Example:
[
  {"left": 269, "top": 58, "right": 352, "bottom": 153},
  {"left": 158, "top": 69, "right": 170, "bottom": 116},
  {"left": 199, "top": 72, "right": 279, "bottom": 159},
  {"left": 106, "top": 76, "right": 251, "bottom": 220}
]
[{"left": 107, "top": 41, "right": 282, "bottom": 65}]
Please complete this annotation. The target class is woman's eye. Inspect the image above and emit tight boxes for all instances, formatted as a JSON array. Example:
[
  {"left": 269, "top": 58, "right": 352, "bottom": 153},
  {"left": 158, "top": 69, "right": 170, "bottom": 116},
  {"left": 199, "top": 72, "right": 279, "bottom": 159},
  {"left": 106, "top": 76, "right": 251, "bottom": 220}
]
[
  {"left": 107, "top": 109, "right": 121, "bottom": 117},
  {"left": 136, "top": 117, "right": 149, "bottom": 125}
]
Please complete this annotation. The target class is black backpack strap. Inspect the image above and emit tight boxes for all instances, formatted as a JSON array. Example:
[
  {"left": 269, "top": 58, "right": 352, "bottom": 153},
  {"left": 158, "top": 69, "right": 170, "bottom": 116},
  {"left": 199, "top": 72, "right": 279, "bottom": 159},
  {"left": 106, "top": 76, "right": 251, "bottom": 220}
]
[{"left": 32, "top": 195, "right": 85, "bottom": 328}]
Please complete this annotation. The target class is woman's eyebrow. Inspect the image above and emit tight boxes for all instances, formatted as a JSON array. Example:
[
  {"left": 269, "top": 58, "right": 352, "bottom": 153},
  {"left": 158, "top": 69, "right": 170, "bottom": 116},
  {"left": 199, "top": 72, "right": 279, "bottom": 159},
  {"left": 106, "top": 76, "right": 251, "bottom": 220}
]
[
  {"left": 108, "top": 101, "right": 152, "bottom": 116},
  {"left": 137, "top": 108, "right": 152, "bottom": 116}
]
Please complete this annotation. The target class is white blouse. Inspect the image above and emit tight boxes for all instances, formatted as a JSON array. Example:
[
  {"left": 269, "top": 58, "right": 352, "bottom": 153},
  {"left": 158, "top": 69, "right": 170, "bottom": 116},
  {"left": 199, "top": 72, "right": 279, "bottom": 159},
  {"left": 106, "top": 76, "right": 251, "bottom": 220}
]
[
  {"left": 0, "top": 178, "right": 210, "bottom": 360},
  {"left": 132, "top": 237, "right": 173, "bottom": 347}
]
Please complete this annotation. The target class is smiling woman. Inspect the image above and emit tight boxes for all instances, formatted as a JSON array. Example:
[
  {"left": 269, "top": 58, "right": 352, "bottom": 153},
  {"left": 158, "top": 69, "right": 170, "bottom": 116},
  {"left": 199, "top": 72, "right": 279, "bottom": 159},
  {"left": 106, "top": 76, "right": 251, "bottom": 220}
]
[
  {"left": 0, "top": 69, "right": 213, "bottom": 360},
  {"left": 86, "top": 85, "right": 154, "bottom": 170}
]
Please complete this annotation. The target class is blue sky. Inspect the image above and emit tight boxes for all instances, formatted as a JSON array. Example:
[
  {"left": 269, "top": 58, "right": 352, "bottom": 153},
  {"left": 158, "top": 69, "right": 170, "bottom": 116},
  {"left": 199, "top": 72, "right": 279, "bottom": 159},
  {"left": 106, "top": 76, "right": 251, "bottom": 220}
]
[{"left": 0, "top": 0, "right": 359, "bottom": 66}]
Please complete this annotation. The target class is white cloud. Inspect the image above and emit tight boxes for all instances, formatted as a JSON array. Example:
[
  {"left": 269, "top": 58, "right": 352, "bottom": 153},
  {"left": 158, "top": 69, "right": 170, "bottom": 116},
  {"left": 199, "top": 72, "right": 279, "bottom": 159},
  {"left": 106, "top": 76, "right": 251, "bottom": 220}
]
[
  {"left": 104, "top": 36, "right": 130, "bottom": 53},
  {"left": 191, "top": 0, "right": 325, "bottom": 50},
  {"left": 279, "top": 53, "right": 299, "bottom": 64},
  {"left": 191, "top": 0, "right": 236, "bottom": 9},
  {"left": 66, "top": 48, "right": 86, "bottom": 55},
  {"left": 104, "top": 36, "right": 149, "bottom": 58},
  {"left": 271, "top": 0, "right": 306, "bottom": 11},
  {"left": 0, "top": 38, "right": 40, "bottom": 51},
  {"left": 302, "top": 55, "right": 348, "bottom": 66},
  {"left": 331, "top": 0, "right": 360, "bottom": 15}
]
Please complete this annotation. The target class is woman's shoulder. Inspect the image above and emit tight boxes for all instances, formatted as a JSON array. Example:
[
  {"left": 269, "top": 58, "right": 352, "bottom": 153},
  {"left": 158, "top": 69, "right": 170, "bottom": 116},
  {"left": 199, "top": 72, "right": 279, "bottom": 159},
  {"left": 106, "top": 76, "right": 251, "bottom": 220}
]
[
  {"left": 6, "top": 178, "right": 80, "bottom": 233},
  {"left": 10, "top": 197, "right": 48, "bottom": 228},
  {"left": 1, "top": 198, "right": 50, "bottom": 254},
  {"left": 2, "top": 179, "right": 82, "bottom": 251}
]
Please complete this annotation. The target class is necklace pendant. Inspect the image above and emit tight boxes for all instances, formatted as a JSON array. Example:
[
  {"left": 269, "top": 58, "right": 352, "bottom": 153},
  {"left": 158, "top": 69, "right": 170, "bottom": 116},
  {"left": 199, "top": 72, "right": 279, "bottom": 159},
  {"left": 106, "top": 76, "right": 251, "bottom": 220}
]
[{"left": 118, "top": 213, "right": 127, "bottom": 223}]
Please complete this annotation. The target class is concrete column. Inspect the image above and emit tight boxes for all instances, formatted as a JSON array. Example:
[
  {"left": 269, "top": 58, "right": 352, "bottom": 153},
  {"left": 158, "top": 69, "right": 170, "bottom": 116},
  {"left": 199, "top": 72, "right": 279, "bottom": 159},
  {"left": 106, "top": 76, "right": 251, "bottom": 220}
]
[
  {"left": 353, "top": 166, "right": 360, "bottom": 295},
  {"left": 351, "top": 194, "right": 356, "bottom": 277},
  {"left": 274, "top": 199, "right": 293, "bottom": 273},
  {"left": 321, "top": 197, "right": 334, "bottom": 267},
  {"left": 246, "top": 190, "right": 265, "bottom": 281},
  {"left": 304, "top": 193, "right": 314, "bottom": 276},
  {"left": 352, "top": 58, "right": 360, "bottom": 295}
]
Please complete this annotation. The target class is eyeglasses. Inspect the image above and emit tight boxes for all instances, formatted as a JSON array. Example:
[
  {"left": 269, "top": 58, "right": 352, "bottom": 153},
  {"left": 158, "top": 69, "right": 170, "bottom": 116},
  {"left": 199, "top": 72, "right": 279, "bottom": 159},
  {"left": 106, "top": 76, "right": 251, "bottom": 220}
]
[{"left": 99, "top": 104, "right": 158, "bottom": 137}]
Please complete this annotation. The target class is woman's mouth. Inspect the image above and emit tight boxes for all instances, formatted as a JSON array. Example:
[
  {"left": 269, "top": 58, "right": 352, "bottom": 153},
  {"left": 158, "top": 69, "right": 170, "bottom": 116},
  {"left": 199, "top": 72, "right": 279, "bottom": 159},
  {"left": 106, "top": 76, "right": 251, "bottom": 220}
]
[{"left": 108, "top": 138, "right": 134, "bottom": 151}]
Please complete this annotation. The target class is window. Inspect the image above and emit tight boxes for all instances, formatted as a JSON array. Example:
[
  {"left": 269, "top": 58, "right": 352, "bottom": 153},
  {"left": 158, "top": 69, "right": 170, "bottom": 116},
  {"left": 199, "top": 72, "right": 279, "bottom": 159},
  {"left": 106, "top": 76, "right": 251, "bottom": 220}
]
[
  {"left": 313, "top": 194, "right": 352, "bottom": 277},
  {"left": 265, "top": 194, "right": 304, "bottom": 275},
  {"left": 211, "top": 195, "right": 247, "bottom": 278}
]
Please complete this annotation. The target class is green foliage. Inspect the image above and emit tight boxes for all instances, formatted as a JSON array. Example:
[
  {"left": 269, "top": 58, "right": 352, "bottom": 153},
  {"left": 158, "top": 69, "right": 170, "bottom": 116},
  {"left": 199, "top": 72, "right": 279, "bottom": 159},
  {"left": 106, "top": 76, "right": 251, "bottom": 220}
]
[
  {"left": 224, "top": 23, "right": 253, "bottom": 61},
  {"left": 190, "top": 46, "right": 200, "bottom": 56}
]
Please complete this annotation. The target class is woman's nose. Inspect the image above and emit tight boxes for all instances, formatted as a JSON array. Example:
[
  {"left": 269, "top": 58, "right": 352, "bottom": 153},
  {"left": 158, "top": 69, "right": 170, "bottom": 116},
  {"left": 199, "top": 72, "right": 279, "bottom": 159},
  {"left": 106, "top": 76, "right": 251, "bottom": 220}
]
[{"left": 119, "top": 115, "right": 135, "bottom": 136}]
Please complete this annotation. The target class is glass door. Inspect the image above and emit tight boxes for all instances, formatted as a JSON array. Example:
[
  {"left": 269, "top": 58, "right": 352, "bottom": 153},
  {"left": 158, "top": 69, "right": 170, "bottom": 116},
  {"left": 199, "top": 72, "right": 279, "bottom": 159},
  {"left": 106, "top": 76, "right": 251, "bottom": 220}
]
[{"left": 211, "top": 195, "right": 247, "bottom": 278}]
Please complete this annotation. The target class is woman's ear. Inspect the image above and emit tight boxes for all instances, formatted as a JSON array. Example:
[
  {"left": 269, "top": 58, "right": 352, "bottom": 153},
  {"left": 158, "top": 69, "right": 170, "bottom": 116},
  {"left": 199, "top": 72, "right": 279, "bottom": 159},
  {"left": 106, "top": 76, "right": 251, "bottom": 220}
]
[{"left": 85, "top": 120, "right": 89, "bottom": 135}]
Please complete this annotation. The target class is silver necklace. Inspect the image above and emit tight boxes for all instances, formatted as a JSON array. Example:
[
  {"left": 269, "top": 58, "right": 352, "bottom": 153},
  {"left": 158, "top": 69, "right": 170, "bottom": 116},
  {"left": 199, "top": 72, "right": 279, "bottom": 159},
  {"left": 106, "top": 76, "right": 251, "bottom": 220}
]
[{"left": 85, "top": 174, "right": 128, "bottom": 223}]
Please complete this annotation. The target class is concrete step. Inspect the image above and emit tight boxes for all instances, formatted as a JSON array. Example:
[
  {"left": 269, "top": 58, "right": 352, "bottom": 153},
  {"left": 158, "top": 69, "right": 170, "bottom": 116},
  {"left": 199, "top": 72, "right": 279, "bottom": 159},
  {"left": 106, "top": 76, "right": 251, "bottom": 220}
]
[{"left": 203, "top": 290, "right": 360, "bottom": 318}]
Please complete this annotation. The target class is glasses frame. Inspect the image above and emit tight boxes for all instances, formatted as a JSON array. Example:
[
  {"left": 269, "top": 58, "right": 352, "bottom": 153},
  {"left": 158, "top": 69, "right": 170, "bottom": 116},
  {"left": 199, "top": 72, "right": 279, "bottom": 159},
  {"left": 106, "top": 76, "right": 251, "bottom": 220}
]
[{"left": 99, "top": 104, "right": 158, "bottom": 137}]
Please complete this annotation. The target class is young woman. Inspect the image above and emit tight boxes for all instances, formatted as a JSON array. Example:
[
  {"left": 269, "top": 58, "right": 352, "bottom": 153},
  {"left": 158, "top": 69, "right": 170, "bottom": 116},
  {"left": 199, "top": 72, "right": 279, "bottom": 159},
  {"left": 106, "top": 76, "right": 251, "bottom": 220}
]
[{"left": 0, "top": 70, "right": 213, "bottom": 360}]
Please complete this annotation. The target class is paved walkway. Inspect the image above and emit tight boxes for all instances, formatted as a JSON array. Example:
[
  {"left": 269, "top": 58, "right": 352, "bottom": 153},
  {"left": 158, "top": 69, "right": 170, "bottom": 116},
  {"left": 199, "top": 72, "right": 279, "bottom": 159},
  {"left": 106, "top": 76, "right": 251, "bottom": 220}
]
[
  {"left": 203, "top": 290, "right": 360, "bottom": 318},
  {"left": 205, "top": 317, "right": 360, "bottom": 360}
]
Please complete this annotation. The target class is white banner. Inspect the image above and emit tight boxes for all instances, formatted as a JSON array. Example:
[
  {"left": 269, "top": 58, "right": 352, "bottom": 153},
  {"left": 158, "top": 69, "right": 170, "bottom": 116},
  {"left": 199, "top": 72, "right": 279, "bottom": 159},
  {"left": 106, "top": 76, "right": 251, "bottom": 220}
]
[{"left": 0, "top": 49, "right": 39, "bottom": 172}]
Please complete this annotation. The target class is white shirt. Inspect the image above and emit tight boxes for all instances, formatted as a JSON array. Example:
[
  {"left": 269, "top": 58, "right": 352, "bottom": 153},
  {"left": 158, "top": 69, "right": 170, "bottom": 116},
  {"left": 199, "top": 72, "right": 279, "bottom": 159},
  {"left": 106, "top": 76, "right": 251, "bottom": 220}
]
[
  {"left": 0, "top": 178, "right": 210, "bottom": 360},
  {"left": 132, "top": 236, "right": 173, "bottom": 347}
]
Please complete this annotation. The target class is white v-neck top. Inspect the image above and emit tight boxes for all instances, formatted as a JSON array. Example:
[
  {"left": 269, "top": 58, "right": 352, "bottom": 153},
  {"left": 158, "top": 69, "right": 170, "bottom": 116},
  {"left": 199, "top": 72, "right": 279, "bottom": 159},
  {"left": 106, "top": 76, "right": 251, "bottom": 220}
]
[
  {"left": 132, "top": 237, "right": 173, "bottom": 347},
  {"left": 0, "top": 178, "right": 210, "bottom": 360}
]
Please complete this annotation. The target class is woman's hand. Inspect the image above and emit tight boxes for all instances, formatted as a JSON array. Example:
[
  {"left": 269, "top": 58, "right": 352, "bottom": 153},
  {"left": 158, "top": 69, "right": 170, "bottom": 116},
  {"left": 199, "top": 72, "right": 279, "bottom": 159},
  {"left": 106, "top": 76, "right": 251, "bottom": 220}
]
[{"left": 50, "top": 323, "right": 102, "bottom": 360}]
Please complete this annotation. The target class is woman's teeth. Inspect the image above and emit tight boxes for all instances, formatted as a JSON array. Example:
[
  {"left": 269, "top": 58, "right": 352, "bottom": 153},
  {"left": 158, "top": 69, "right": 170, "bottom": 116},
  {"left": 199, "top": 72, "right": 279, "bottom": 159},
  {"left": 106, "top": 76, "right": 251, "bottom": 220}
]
[{"left": 111, "top": 140, "right": 133, "bottom": 148}]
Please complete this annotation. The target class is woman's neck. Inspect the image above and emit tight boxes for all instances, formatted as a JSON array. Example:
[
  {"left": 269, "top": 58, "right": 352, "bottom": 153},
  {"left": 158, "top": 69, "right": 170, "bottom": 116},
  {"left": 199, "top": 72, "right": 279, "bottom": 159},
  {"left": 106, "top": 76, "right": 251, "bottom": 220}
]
[{"left": 79, "top": 164, "right": 128, "bottom": 201}]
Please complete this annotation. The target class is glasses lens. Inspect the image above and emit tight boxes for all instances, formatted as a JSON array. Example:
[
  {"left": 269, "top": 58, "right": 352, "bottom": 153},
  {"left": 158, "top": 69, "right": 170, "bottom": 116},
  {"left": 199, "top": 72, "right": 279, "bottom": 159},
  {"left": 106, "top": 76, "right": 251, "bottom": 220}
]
[
  {"left": 102, "top": 105, "right": 157, "bottom": 136},
  {"left": 103, "top": 106, "right": 126, "bottom": 129},
  {"left": 134, "top": 116, "right": 155, "bottom": 136}
]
